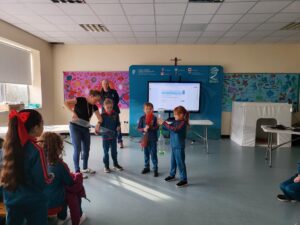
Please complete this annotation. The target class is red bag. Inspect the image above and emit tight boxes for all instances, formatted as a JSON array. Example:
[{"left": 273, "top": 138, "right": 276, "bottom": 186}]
[{"left": 140, "top": 133, "right": 149, "bottom": 148}]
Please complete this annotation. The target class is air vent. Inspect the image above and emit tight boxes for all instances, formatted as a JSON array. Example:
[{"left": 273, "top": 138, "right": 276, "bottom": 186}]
[
  {"left": 51, "top": 0, "right": 86, "bottom": 3},
  {"left": 80, "top": 24, "right": 109, "bottom": 32},
  {"left": 280, "top": 22, "right": 300, "bottom": 31},
  {"left": 189, "top": 0, "right": 224, "bottom": 2}
]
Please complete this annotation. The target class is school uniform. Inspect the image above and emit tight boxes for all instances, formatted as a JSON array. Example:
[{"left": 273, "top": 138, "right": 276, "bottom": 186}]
[
  {"left": 70, "top": 97, "right": 98, "bottom": 172},
  {"left": 138, "top": 115, "right": 159, "bottom": 171},
  {"left": 163, "top": 120, "right": 188, "bottom": 182},
  {"left": 45, "top": 160, "right": 74, "bottom": 220},
  {"left": 280, "top": 163, "right": 300, "bottom": 201},
  {"left": 4, "top": 140, "right": 52, "bottom": 225},
  {"left": 101, "top": 111, "right": 120, "bottom": 168}
]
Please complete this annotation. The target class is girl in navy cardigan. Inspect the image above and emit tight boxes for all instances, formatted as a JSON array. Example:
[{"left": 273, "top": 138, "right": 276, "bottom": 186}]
[
  {"left": 40, "top": 132, "right": 86, "bottom": 225},
  {"left": 158, "top": 106, "right": 189, "bottom": 188},
  {"left": 1, "top": 109, "right": 52, "bottom": 225}
]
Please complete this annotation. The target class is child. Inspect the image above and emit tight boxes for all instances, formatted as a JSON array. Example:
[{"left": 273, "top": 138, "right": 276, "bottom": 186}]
[
  {"left": 1, "top": 109, "right": 52, "bottom": 225},
  {"left": 277, "top": 163, "right": 300, "bottom": 202},
  {"left": 40, "top": 132, "right": 86, "bottom": 225},
  {"left": 138, "top": 102, "right": 159, "bottom": 177},
  {"left": 158, "top": 106, "right": 189, "bottom": 188},
  {"left": 97, "top": 98, "right": 123, "bottom": 173}
]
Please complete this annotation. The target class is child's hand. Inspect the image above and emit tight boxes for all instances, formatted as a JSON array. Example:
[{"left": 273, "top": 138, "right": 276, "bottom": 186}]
[
  {"left": 157, "top": 118, "right": 164, "bottom": 125},
  {"left": 294, "top": 175, "right": 300, "bottom": 183},
  {"left": 95, "top": 123, "right": 101, "bottom": 135},
  {"left": 144, "top": 125, "right": 149, "bottom": 132}
]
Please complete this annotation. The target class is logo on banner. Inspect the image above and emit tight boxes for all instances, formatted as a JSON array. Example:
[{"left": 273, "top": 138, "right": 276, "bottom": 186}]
[{"left": 209, "top": 67, "right": 219, "bottom": 83}]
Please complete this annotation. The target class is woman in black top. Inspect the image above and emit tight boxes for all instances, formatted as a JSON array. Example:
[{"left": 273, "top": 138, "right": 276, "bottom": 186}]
[
  {"left": 64, "top": 90, "right": 102, "bottom": 177},
  {"left": 99, "top": 79, "right": 124, "bottom": 148}
]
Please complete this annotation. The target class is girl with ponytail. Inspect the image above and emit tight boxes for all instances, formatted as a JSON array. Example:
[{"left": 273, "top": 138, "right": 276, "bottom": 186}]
[
  {"left": 1, "top": 109, "right": 52, "bottom": 225},
  {"left": 158, "top": 106, "right": 190, "bottom": 188}
]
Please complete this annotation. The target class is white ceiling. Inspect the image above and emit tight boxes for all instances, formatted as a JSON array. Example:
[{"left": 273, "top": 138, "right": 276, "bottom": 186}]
[{"left": 0, "top": 0, "right": 300, "bottom": 44}]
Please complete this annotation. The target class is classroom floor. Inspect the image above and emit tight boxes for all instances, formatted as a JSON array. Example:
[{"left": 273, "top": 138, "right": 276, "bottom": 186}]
[{"left": 51, "top": 136, "right": 300, "bottom": 225}]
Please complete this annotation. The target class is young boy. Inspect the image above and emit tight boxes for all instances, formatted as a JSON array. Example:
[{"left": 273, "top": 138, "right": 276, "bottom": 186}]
[
  {"left": 138, "top": 102, "right": 159, "bottom": 177},
  {"left": 97, "top": 99, "right": 123, "bottom": 173}
]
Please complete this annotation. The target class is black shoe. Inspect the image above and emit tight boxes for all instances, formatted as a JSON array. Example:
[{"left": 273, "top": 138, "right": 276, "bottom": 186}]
[
  {"left": 141, "top": 168, "right": 150, "bottom": 174},
  {"left": 113, "top": 164, "right": 124, "bottom": 171},
  {"left": 176, "top": 180, "right": 188, "bottom": 188},
  {"left": 277, "top": 194, "right": 291, "bottom": 202},
  {"left": 154, "top": 170, "right": 159, "bottom": 177},
  {"left": 164, "top": 176, "right": 175, "bottom": 182}
]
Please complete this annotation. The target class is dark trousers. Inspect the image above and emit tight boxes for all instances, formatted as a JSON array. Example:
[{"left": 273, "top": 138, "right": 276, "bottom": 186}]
[
  {"left": 144, "top": 142, "right": 158, "bottom": 170},
  {"left": 103, "top": 139, "right": 118, "bottom": 168},
  {"left": 69, "top": 123, "right": 91, "bottom": 172},
  {"left": 280, "top": 174, "right": 300, "bottom": 201}
]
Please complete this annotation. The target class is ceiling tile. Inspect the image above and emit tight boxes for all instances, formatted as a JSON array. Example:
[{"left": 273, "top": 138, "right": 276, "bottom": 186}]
[
  {"left": 270, "top": 30, "right": 300, "bottom": 37},
  {"left": 224, "top": 31, "right": 248, "bottom": 37},
  {"left": 155, "top": 3, "right": 186, "bottom": 15},
  {"left": 134, "top": 32, "right": 156, "bottom": 37},
  {"left": 56, "top": 24, "right": 83, "bottom": 31},
  {"left": 70, "top": 15, "right": 101, "bottom": 24},
  {"left": 155, "top": 0, "right": 188, "bottom": 2},
  {"left": 256, "top": 22, "right": 289, "bottom": 31},
  {"left": 43, "top": 15, "right": 75, "bottom": 25},
  {"left": 259, "top": 36, "right": 283, "bottom": 43},
  {"left": 282, "top": 1, "right": 300, "bottom": 13},
  {"left": 246, "top": 30, "right": 274, "bottom": 37},
  {"left": 186, "top": 3, "right": 220, "bottom": 15},
  {"left": 131, "top": 24, "right": 155, "bottom": 31},
  {"left": 98, "top": 15, "right": 128, "bottom": 25},
  {"left": 31, "top": 23, "right": 59, "bottom": 31},
  {"left": 157, "top": 24, "right": 181, "bottom": 31},
  {"left": 90, "top": 4, "right": 124, "bottom": 15},
  {"left": 157, "top": 37, "right": 177, "bottom": 44},
  {"left": 239, "top": 13, "right": 273, "bottom": 23},
  {"left": 0, "top": 3, "right": 34, "bottom": 15},
  {"left": 201, "top": 31, "right": 225, "bottom": 37},
  {"left": 127, "top": 15, "right": 154, "bottom": 24},
  {"left": 217, "top": 36, "right": 241, "bottom": 43},
  {"left": 179, "top": 31, "right": 202, "bottom": 37},
  {"left": 122, "top": 4, "right": 154, "bottom": 15},
  {"left": 137, "top": 37, "right": 156, "bottom": 44},
  {"left": 112, "top": 31, "right": 134, "bottom": 37},
  {"left": 106, "top": 24, "right": 131, "bottom": 31},
  {"left": 120, "top": 0, "right": 153, "bottom": 2},
  {"left": 211, "top": 14, "right": 243, "bottom": 23},
  {"left": 85, "top": 0, "right": 119, "bottom": 3},
  {"left": 181, "top": 23, "right": 206, "bottom": 32},
  {"left": 58, "top": 4, "right": 95, "bottom": 16},
  {"left": 43, "top": 31, "right": 67, "bottom": 38},
  {"left": 177, "top": 37, "right": 198, "bottom": 43},
  {"left": 205, "top": 23, "right": 233, "bottom": 31},
  {"left": 183, "top": 15, "right": 213, "bottom": 24},
  {"left": 25, "top": 3, "right": 65, "bottom": 16},
  {"left": 157, "top": 32, "right": 178, "bottom": 37},
  {"left": 267, "top": 13, "right": 300, "bottom": 23},
  {"left": 14, "top": 15, "right": 49, "bottom": 24},
  {"left": 156, "top": 15, "right": 183, "bottom": 24},
  {"left": 116, "top": 37, "right": 137, "bottom": 44},
  {"left": 249, "top": 1, "right": 292, "bottom": 14},
  {"left": 0, "top": 13, "right": 23, "bottom": 24},
  {"left": 217, "top": 2, "right": 256, "bottom": 14},
  {"left": 197, "top": 37, "right": 218, "bottom": 44},
  {"left": 231, "top": 23, "right": 259, "bottom": 31}
]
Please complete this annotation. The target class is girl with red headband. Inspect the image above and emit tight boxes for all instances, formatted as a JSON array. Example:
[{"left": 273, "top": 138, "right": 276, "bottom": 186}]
[{"left": 1, "top": 109, "right": 53, "bottom": 225}]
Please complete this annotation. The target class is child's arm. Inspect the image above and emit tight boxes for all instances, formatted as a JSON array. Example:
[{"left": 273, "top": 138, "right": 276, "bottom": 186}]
[
  {"left": 59, "top": 161, "right": 74, "bottom": 186},
  {"left": 162, "top": 120, "right": 185, "bottom": 133}
]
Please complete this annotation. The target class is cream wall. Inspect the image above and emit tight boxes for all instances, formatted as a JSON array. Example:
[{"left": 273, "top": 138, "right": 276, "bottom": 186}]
[
  {"left": 0, "top": 20, "right": 54, "bottom": 126},
  {"left": 53, "top": 44, "right": 300, "bottom": 134}
]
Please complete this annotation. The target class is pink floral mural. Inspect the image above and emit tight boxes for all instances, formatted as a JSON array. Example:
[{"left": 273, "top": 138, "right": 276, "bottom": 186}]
[{"left": 63, "top": 71, "right": 129, "bottom": 109}]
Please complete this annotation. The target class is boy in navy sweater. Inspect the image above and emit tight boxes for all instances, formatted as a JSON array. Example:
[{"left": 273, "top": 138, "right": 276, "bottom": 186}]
[
  {"left": 97, "top": 99, "right": 123, "bottom": 173},
  {"left": 138, "top": 102, "right": 159, "bottom": 177}
]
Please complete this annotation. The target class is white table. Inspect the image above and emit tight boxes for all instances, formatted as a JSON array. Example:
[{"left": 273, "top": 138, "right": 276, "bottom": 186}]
[
  {"left": 261, "top": 125, "right": 300, "bottom": 167},
  {"left": 189, "top": 120, "right": 214, "bottom": 153}
]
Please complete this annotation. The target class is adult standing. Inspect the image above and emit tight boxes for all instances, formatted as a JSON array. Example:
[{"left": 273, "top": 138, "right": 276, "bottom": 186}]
[
  {"left": 64, "top": 90, "right": 102, "bottom": 177},
  {"left": 99, "top": 79, "right": 124, "bottom": 148}
]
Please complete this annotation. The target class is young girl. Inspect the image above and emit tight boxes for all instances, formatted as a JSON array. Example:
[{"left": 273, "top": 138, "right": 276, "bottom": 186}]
[
  {"left": 40, "top": 132, "right": 86, "bottom": 225},
  {"left": 1, "top": 109, "right": 52, "bottom": 225},
  {"left": 158, "top": 106, "right": 189, "bottom": 188}
]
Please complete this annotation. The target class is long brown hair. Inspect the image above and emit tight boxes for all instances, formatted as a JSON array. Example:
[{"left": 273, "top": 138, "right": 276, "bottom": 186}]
[
  {"left": 41, "top": 132, "right": 64, "bottom": 165},
  {"left": 1, "top": 109, "right": 43, "bottom": 191},
  {"left": 174, "top": 106, "right": 190, "bottom": 126}
]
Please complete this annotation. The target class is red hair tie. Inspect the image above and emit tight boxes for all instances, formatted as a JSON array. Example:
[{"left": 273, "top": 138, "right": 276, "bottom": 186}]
[{"left": 8, "top": 110, "right": 30, "bottom": 146}]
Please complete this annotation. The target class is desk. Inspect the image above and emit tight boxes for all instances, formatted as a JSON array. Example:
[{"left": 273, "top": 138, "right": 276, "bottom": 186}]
[
  {"left": 261, "top": 125, "right": 300, "bottom": 167},
  {"left": 189, "top": 120, "right": 214, "bottom": 153}
]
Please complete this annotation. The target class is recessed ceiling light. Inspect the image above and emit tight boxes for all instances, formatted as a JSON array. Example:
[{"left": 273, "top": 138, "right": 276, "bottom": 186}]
[
  {"left": 80, "top": 24, "right": 109, "bottom": 32},
  {"left": 51, "top": 0, "right": 86, "bottom": 3}
]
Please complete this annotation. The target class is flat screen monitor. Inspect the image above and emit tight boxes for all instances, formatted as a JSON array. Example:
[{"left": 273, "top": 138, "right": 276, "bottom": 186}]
[{"left": 148, "top": 82, "right": 201, "bottom": 112}]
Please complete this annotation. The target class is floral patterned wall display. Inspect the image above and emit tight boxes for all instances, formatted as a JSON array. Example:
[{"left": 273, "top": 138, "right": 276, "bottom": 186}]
[
  {"left": 63, "top": 71, "right": 129, "bottom": 109},
  {"left": 222, "top": 73, "right": 300, "bottom": 112}
]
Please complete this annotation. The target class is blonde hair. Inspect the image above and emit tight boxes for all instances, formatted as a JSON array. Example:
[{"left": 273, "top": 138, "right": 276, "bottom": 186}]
[{"left": 104, "top": 98, "right": 113, "bottom": 106}]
